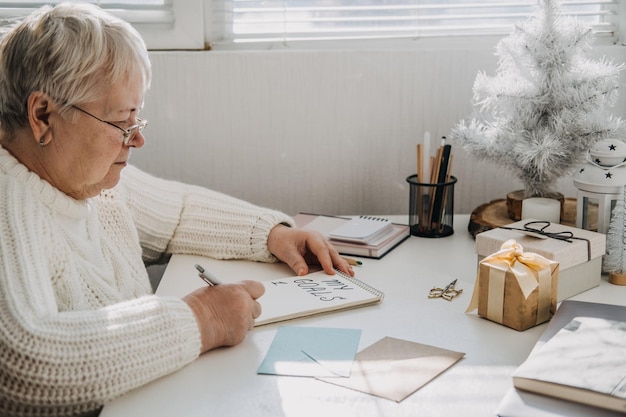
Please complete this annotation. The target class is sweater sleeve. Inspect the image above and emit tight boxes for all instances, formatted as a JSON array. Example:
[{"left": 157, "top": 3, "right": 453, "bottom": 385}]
[
  {"left": 118, "top": 165, "right": 295, "bottom": 264},
  {"left": 0, "top": 175, "right": 201, "bottom": 416}
]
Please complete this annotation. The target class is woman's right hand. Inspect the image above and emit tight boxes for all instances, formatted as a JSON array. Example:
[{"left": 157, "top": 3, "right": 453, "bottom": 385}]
[{"left": 182, "top": 280, "right": 265, "bottom": 353}]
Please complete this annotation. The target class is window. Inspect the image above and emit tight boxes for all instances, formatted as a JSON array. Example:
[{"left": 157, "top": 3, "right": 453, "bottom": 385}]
[
  {"left": 0, "top": 0, "right": 204, "bottom": 50},
  {"left": 1, "top": 1, "right": 620, "bottom": 50},
  {"left": 209, "top": 0, "right": 622, "bottom": 49}
]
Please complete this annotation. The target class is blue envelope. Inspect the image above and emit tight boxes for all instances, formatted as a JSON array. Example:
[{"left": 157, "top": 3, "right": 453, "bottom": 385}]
[{"left": 258, "top": 326, "right": 362, "bottom": 378}]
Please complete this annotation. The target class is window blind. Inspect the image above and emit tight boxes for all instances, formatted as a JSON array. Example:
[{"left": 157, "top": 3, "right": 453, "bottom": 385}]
[
  {"left": 0, "top": 0, "right": 204, "bottom": 50},
  {"left": 0, "top": 1, "right": 171, "bottom": 24},
  {"left": 210, "top": 0, "right": 620, "bottom": 46}
]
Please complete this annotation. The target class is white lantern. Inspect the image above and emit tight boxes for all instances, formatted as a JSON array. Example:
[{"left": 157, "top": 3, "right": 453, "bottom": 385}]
[{"left": 573, "top": 139, "right": 626, "bottom": 234}]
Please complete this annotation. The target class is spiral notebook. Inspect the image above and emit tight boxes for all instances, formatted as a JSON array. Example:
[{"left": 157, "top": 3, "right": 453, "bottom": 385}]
[
  {"left": 294, "top": 213, "right": 410, "bottom": 259},
  {"left": 256, "top": 269, "right": 384, "bottom": 326},
  {"left": 328, "top": 216, "right": 394, "bottom": 244},
  {"left": 156, "top": 254, "right": 384, "bottom": 327}
]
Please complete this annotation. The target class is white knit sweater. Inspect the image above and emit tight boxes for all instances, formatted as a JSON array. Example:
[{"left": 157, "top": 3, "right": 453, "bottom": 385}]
[{"left": 0, "top": 146, "right": 293, "bottom": 416}]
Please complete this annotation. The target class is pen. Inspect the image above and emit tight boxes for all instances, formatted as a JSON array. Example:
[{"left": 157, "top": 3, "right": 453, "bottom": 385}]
[
  {"left": 430, "top": 144, "right": 452, "bottom": 229},
  {"left": 342, "top": 257, "right": 363, "bottom": 266},
  {"left": 195, "top": 264, "right": 222, "bottom": 286}
]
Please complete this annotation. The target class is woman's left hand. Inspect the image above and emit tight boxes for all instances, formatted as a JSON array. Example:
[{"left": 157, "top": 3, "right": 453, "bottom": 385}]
[{"left": 267, "top": 224, "right": 354, "bottom": 277}]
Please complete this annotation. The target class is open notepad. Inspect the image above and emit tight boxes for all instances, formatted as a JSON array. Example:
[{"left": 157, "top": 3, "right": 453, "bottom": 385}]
[
  {"left": 255, "top": 269, "right": 383, "bottom": 326},
  {"left": 156, "top": 254, "right": 384, "bottom": 326}
]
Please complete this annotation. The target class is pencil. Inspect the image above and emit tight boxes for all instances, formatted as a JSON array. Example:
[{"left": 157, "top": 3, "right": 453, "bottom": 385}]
[
  {"left": 417, "top": 143, "right": 423, "bottom": 183},
  {"left": 417, "top": 143, "right": 423, "bottom": 228},
  {"left": 342, "top": 257, "right": 363, "bottom": 266}
]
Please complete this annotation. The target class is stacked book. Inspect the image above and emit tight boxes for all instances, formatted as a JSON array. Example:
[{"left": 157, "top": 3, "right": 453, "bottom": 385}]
[
  {"left": 294, "top": 213, "right": 410, "bottom": 259},
  {"left": 498, "top": 300, "right": 626, "bottom": 417}
]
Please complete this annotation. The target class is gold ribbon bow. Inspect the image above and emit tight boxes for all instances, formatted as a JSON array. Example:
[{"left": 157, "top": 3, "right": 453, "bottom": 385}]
[{"left": 467, "top": 239, "right": 554, "bottom": 325}]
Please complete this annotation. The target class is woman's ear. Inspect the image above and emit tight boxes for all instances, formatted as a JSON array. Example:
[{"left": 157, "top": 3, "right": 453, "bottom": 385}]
[{"left": 28, "top": 91, "right": 53, "bottom": 146}]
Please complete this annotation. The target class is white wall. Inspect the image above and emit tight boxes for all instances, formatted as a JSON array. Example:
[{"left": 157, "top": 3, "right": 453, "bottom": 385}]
[{"left": 132, "top": 43, "right": 626, "bottom": 218}]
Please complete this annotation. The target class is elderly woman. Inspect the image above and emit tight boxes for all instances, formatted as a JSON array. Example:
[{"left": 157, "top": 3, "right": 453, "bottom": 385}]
[{"left": 0, "top": 3, "right": 352, "bottom": 416}]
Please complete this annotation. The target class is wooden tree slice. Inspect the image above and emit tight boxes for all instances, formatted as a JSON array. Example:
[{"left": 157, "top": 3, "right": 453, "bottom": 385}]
[
  {"left": 609, "top": 272, "right": 626, "bottom": 286},
  {"left": 468, "top": 197, "right": 578, "bottom": 238}
]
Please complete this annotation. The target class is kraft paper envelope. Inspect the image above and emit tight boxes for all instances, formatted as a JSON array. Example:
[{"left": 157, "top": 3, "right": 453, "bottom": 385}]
[{"left": 317, "top": 336, "right": 464, "bottom": 402}]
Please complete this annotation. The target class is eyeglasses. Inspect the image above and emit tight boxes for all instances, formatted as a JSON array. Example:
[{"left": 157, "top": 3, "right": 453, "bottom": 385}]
[{"left": 72, "top": 105, "right": 147, "bottom": 146}]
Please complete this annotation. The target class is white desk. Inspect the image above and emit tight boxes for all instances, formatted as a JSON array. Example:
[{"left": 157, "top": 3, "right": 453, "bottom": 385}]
[{"left": 101, "top": 215, "right": 626, "bottom": 417}]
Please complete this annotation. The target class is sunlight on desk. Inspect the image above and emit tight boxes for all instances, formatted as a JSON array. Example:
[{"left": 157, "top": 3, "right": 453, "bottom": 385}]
[
  {"left": 100, "top": 215, "right": 626, "bottom": 417},
  {"left": 273, "top": 364, "right": 516, "bottom": 417}
]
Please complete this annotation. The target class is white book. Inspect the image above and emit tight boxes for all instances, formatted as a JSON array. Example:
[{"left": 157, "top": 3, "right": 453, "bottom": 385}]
[{"left": 512, "top": 316, "right": 626, "bottom": 413}]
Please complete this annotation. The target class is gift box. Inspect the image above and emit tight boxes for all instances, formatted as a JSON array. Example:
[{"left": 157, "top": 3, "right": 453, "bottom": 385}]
[
  {"left": 467, "top": 239, "right": 559, "bottom": 331},
  {"left": 475, "top": 219, "right": 605, "bottom": 301}
]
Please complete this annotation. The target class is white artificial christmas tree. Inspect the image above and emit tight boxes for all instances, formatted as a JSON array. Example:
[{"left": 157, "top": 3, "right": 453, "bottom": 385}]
[
  {"left": 604, "top": 185, "right": 626, "bottom": 285},
  {"left": 450, "top": 0, "right": 625, "bottom": 198}
]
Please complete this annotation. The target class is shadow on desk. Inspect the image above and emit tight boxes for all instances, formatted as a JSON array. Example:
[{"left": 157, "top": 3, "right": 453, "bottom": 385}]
[{"left": 146, "top": 263, "right": 167, "bottom": 292}]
